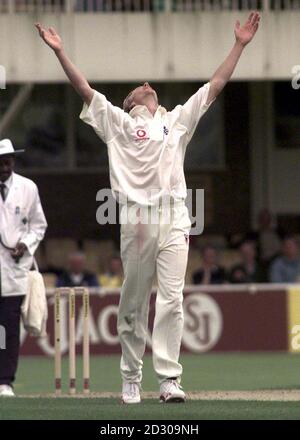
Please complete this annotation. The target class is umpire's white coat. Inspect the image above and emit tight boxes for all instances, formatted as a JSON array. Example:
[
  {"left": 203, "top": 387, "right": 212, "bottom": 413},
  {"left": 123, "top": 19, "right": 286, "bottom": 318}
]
[{"left": 0, "top": 173, "right": 47, "bottom": 297}]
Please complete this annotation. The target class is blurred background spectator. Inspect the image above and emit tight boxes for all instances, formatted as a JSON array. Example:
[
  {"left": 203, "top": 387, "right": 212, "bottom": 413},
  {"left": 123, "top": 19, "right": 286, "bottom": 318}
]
[
  {"left": 99, "top": 255, "right": 124, "bottom": 288},
  {"left": 192, "top": 245, "right": 226, "bottom": 285},
  {"left": 248, "top": 208, "right": 283, "bottom": 264},
  {"left": 56, "top": 252, "right": 99, "bottom": 288},
  {"left": 269, "top": 236, "right": 300, "bottom": 283},
  {"left": 229, "top": 240, "right": 266, "bottom": 284}
]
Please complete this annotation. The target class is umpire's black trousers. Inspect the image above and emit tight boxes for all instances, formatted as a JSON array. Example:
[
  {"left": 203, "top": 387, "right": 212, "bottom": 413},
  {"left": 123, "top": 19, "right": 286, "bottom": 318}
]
[{"left": 0, "top": 296, "right": 24, "bottom": 386}]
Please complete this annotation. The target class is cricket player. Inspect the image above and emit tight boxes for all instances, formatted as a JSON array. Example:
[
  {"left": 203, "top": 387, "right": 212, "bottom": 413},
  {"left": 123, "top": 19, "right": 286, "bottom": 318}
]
[{"left": 36, "top": 11, "right": 260, "bottom": 403}]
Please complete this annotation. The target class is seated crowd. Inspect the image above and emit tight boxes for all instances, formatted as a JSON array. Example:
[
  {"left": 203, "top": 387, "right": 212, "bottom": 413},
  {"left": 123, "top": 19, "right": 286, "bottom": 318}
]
[
  {"left": 41, "top": 209, "right": 300, "bottom": 288},
  {"left": 192, "top": 237, "right": 300, "bottom": 285},
  {"left": 192, "top": 208, "right": 300, "bottom": 284},
  {"left": 45, "top": 252, "right": 124, "bottom": 288}
]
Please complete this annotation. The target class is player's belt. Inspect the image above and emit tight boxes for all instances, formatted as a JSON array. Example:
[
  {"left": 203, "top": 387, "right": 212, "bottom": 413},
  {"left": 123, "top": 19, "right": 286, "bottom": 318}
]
[
  {"left": 122, "top": 197, "right": 185, "bottom": 208},
  {"left": 157, "top": 196, "right": 185, "bottom": 207}
]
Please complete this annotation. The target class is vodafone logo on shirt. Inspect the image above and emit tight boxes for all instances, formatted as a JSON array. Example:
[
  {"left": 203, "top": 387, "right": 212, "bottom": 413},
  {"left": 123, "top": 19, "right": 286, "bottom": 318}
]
[
  {"left": 137, "top": 129, "right": 146, "bottom": 138},
  {"left": 134, "top": 129, "right": 150, "bottom": 142}
]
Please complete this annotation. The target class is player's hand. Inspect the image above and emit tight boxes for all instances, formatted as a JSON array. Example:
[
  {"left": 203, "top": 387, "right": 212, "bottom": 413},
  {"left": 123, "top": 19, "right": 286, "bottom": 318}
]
[
  {"left": 234, "top": 11, "right": 260, "bottom": 47},
  {"left": 35, "top": 23, "right": 63, "bottom": 53},
  {"left": 11, "top": 242, "right": 27, "bottom": 262}
]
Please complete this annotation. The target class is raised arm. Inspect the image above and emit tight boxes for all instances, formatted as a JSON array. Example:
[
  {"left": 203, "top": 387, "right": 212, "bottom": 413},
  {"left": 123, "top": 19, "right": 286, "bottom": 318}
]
[
  {"left": 207, "top": 11, "right": 260, "bottom": 105},
  {"left": 35, "top": 23, "right": 94, "bottom": 105}
]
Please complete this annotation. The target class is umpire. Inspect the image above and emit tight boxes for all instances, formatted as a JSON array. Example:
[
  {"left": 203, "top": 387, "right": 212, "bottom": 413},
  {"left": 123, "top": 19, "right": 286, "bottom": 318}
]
[{"left": 0, "top": 139, "right": 47, "bottom": 397}]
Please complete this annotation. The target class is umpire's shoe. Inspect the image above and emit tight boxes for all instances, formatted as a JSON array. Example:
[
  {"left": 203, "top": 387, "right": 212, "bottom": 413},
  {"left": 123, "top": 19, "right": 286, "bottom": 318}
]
[{"left": 0, "top": 385, "right": 15, "bottom": 397}]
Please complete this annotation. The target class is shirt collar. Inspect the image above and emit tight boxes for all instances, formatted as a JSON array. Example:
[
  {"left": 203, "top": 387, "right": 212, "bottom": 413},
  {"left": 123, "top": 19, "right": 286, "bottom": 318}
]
[
  {"left": 1, "top": 173, "right": 13, "bottom": 190},
  {"left": 129, "top": 104, "right": 167, "bottom": 119}
]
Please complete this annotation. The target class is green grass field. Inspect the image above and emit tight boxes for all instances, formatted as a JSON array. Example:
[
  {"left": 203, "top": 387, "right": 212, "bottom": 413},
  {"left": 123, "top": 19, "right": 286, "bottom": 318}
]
[{"left": 1, "top": 353, "right": 300, "bottom": 420}]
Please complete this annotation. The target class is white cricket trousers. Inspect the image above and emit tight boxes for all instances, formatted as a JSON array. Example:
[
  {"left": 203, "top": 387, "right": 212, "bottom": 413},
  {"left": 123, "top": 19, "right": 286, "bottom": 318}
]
[{"left": 117, "top": 200, "right": 191, "bottom": 384}]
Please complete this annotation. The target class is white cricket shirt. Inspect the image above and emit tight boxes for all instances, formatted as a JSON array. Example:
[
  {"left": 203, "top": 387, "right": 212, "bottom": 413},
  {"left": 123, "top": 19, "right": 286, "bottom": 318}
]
[{"left": 80, "top": 82, "right": 214, "bottom": 206}]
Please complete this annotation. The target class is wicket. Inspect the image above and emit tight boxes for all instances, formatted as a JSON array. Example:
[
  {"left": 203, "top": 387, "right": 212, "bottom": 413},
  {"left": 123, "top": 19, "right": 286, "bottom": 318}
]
[{"left": 54, "top": 287, "right": 90, "bottom": 396}]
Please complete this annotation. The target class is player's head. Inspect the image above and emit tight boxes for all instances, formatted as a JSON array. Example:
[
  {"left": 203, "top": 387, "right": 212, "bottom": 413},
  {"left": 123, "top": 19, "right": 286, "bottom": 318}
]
[{"left": 123, "top": 82, "right": 158, "bottom": 113}]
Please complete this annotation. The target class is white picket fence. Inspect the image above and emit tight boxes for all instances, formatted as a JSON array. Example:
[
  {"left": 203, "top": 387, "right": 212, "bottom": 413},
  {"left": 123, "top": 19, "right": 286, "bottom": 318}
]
[{"left": 0, "top": 0, "right": 300, "bottom": 14}]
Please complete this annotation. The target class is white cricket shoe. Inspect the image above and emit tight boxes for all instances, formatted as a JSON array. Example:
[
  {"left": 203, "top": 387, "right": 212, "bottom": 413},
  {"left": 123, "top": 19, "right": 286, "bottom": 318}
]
[
  {"left": 159, "top": 380, "right": 186, "bottom": 403},
  {"left": 0, "top": 385, "right": 15, "bottom": 397},
  {"left": 122, "top": 382, "right": 141, "bottom": 404}
]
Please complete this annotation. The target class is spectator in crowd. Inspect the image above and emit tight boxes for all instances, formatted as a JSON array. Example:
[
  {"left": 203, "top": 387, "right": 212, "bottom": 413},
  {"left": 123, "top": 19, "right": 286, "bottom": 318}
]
[
  {"left": 99, "top": 255, "right": 123, "bottom": 287},
  {"left": 229, "top": 240, "right": 266, "bottom": 283},
  {"left": 248, "top": 208, "right": 282, "bottom": 264},
  {"left": 193, "top": 245, "right": 226, "bottom": 285},
  {"left": 228, "top": 209, "right": 282, "bottom": 265},
  {"left": 270, "top": 237, "right": 300, "bottom": 283},
  {"left": 56, "top": 251, "right": 99, "bottom": 287}
]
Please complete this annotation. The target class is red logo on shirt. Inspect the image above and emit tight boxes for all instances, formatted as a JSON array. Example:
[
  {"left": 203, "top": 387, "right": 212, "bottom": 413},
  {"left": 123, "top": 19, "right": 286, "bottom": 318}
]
[
  {"left": 134, "top": 129, "right": 150, "bottom": 142},
  {"left": 137, "top": 129, "right": 147, "bottom": 138}
]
